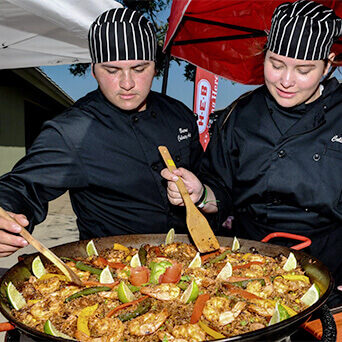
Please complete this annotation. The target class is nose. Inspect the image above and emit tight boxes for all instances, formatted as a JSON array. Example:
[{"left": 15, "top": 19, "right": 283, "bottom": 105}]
[
  {"left": 119, "top": 71, "right": 135, "bottom": 91},
  {"left": 280, "top": 70, "right": 295, "bottom": 89}
]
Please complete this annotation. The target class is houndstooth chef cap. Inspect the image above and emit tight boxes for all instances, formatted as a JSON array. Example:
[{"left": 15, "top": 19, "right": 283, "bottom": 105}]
[
  {"left": 88, "top": 8, "right": 157, "bottom": 62},
  {"left": 267, "top": 0, "right": 342, "bottom": 60}
]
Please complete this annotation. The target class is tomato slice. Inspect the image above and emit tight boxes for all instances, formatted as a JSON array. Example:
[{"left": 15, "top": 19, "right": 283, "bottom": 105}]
[
  {"left": 129, "top": 266, "right": 150, "bottom": 286},
  {"left": 159, "top": 263, "right": 182, "bottom": 284},
  {"left": 190, "top": 293, "right": 210, "bottom": 324}
]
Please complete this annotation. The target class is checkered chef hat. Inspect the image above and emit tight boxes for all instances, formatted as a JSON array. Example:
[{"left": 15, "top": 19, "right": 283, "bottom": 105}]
[
  {"left": 88, "top": 8, "right": 157, "bottom": 62},
  {"left": 266, "top": 0, "right": 342, "bottom": 60}
]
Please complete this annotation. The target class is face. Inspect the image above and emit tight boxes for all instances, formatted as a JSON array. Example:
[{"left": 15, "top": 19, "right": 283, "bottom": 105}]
[
  {"left": 92, "top": 60, "right": 156, "bottom": 112},
  {"left": 264, "top": 50, "right": 334, "bottom": 108}
]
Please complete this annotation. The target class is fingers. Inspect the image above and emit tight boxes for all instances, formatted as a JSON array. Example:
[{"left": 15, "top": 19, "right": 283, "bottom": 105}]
[{"left": 0, "top": 211, "right": 29, "bottom": 257}]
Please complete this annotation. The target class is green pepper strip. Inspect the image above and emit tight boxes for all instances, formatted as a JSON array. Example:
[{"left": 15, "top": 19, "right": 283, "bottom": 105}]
[
  {"left": 138, "top": 246, "right": 147, "bottom": 266},
  {"left": 230, "top": 278, "right": 265, "bottom": 289},
  {"left": 75, "top": 261, "right": 102, "bottom": 275},
  {"left": 209, "top": 250, "right": 231, "bottom": 264},
  {"left": 65, "top": 286, "right": 111, "bottom": 303},
  {"left": 177, "top": 281, "right": 189, "bottom": 290},
  {"left": 118, "top": 298, "right": 151, "bottom": 322}
]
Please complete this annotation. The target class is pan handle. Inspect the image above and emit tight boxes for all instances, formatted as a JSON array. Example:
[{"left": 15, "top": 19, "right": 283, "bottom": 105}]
[
  {"left": 261, "top": 232, "right": 311, "bottom": 250},
  {"left": 0, "top": 322, "right": 15, "bottom": 332}
]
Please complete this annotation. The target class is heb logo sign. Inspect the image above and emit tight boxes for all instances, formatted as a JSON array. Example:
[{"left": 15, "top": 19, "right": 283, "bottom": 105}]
[
  {"left": 196, "top": 79, "right": 211, "bottom": 134},
  {"left": 193, "top": 68, "right": 219, "bottom": 150}
]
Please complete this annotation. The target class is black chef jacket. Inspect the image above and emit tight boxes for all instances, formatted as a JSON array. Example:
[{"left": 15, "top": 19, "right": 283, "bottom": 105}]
[
  {"left": 0, "top": 89, "right": 203, "bottom": 239},
  {"left": 200, "top": 78, "right": 342, "bottom": 306}
]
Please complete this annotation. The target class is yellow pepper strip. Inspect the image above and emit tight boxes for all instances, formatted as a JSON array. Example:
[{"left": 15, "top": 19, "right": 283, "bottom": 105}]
[
  {"left": 282, "top": 274, "right": 310, "bottom": 283},
  {"left": 126, "top": 255, "right": 132, "bottom": 262},
  {"left": 77, "top": 303, "right": 98, "bottom": 336},
  {"left": 198, "top": 321, "right": 225, "bottom": 339},
  {"left": 27, "top": 299, "right": 41, "bottom": 305},
  {"left": 39, "top": 273, "right": 68, "bottom": 282},
  {"left": 113, "top": 243, "right": 129, "bottom": 252},
  {"left": 267, "top": 299, "right": 297, "bottom": 317}
]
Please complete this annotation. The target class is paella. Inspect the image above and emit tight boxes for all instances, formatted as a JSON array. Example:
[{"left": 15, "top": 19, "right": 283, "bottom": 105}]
[{"left": 5, "top": 233, "right": 320, "bottom": 341}]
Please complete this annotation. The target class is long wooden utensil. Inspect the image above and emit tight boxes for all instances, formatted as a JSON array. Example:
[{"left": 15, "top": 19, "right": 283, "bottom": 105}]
[
  {"left": 0, "top": 207, "right": 82, "bottom": 286},
  {"left": 158, "top": 146, "right": 220, "bottom": 253}
]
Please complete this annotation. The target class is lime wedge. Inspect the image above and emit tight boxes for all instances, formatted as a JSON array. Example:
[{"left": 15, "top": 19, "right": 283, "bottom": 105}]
[
  {"left": 188, "top": 252, "right": 201, "bottom": 268},
  {"left": 300, "top": 283, "right": 320, "bottom": 306},
  {"left": 268, "top": 302, "right": 290, "bottom": 326},
  {"left": 44, "top": 320, "right": 75, "bottom": 339},
  {"left": 86, "top": 240, "right": 98, "bottom": 257},
  {"left": 180, "top": 280, "right": 199, "bottom": 304},
  {"left": 165, "top": 228, "right": 175, "bottom": 245},
  {"left": 283, "top": 252, "right": 297, "bottom": 271},
  {"left": 99, "top": 266, "right": 114, "bottom": 284},
  {"left": 6, "top": 282, "right": 26, "bottom": 310},
  {"left": 232, "top": 236, "right": 240, "bottom": 251},
  {"left": 216, "top": 261, "right": 233, "bottom": 280},
  {"left": 130, "top": 253, "right": 141, "bottom": 267},
  {"left": 117, "top": 281, "right": 135, "bottom": 303},
  {"left": 32, "top": 255, "right": 47, "bottom": 279}
]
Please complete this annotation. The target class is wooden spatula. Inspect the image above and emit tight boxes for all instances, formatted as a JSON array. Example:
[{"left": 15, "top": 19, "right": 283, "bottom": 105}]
[
  {"left": 158, "top": 146, "right": 220, "bottom": 253},
  {"left": 0, "top": 207, "right": 82, "bottom": 286}
]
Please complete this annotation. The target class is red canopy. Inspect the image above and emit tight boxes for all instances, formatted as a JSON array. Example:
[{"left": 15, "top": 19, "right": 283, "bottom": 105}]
[{"left": 164, "top": 0, "right": 342, "bottom": 85}]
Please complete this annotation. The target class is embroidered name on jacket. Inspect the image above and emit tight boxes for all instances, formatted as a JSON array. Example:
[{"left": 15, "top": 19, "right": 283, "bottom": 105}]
[
  {"left": 178, "top": 128, "right": 191, "bottom": 142},
  {"left": 331, "top": 135, "right": 342, "bottom": 144}
]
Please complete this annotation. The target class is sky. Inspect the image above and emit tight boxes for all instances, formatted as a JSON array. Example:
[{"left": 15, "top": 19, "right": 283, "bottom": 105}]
[{"left": 41, "top": 61, "right": 257, "bottom": 111}]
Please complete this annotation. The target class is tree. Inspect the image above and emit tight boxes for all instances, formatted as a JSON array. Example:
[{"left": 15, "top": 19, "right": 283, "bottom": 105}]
[{"left": 69, "top": 0, "right": 174, "bottom": 79}]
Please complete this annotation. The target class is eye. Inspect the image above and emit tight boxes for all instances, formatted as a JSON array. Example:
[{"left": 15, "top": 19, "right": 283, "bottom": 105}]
[
  {"left": 134, "top": 67, "right": 146, "bottom": 73},
  {"left": 272, "top": 63, "right": 283, "bottom": 70},
  {"left": 105, "top": 68, "right": 118, "bottom": 74},
  {"left": 297, "top": 68, "right": 311, "bottom": 75}
]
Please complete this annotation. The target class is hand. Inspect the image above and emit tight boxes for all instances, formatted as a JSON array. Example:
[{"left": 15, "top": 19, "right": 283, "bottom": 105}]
[
  {"left": 0, "top": 211, "right": 29, "bottom": 257},
  {"left": 160, "top": 167, "right": 203, "bottom": 206}
]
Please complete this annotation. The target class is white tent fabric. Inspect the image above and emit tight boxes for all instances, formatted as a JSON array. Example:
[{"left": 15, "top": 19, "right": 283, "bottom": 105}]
[{"left": 0, "top": 0, "right": 122, "bottom": 69}]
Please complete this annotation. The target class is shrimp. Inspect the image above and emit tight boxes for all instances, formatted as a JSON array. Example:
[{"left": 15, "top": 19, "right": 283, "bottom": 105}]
[
  {"left": 33, "top": 277, "right": 61, "bottom": 295},
  {"left": 172, "top": 323, "right": 207, "bottom": 341},
  {"left": 128, "top": 308, "right": 169, "bottom": 336},
  {"left": 30, "top": 298, "right": 61, "bottom": 320},
  {"left": 243, "top": 265, "right": 264, "bottom": 278},
  {"left": 248, "top": 299, "right": 274, "bottom": 317},
  {"left": 203, "top": 297, "right": 246, "bottom": 326},
  {"left": 141, "top": 283, "right": 180, "bottom": 300},
  {"left": 246, "top": 280, "right": 273, "bottom": 299},
  {"left": 184, "top": 268, "right": 211, "bottom": 286},
  {"left": 273, "top": 276, "right": 290, "bottom": 294}
]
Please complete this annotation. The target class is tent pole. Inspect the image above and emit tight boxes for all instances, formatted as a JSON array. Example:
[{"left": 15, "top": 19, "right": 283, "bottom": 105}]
[{"left": 162, "top": 48, "right": 171, "bottom": 94}]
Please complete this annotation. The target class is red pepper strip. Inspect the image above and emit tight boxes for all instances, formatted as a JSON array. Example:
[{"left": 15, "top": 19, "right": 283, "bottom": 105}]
[
  {"left": 93, "top": 257, "right": 126, "bottom": 269},
  {"left": 224, "top": 283, "right": 263, "bottom": 300},
  {"left": 0, "top": 323, "right": 15, "bottom": 332},
  {"left": 201, "top": 251, "right": 220, "bottom": 263},
  {"left": 106, "top": 296, "right": 149, "bottom": 318},
  {"left": 149, "top": 246, "right": 164, "bottom": 257},
  {"left": 233, "top": 261, "right": 264, "bottom": 270},
  {"left": 82, "top": 280, "right": 119, "bottom": 288},
  {"left": 190, "top": 293, "right": 210, "bottom": 324}
]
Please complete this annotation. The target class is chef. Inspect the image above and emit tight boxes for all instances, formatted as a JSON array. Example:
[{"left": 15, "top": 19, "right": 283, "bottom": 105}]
[
  {"left": 0, "top": 8, "right": 202, "bottom": 256},
  {"left": 162, "top": 0, "right": 342, "bottom": 307}
]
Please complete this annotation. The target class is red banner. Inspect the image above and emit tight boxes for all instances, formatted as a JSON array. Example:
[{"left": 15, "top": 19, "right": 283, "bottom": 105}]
[{"left": 193, "top": 67, "right": 219, "bottom": 150}]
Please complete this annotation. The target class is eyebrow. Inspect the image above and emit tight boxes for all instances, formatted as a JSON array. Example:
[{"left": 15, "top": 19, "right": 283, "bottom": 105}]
[
  {"left": 269, "top": 56, "right": 315, "bottom": 68},
  {"left": 101, "top": 62, "right": 150, "bottom": 69}
]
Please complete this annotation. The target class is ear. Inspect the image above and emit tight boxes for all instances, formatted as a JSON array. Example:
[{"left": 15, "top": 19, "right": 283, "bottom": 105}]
[
  {"left": 91, "top": 64, "right": 96, "bottom": 79},
  {"left": 323, "top": 52, "right": 336, "bottom": 76}
]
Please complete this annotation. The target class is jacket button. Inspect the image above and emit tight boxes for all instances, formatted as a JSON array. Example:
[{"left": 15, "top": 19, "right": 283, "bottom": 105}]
[
  {"left": 151, "top": 111, "right": 157, "bottom": 118},
  {"left": 132, "top": 116, "right": 139, "bottom": 123},
  {"left": 151, "top": 163, "right": 158, "bottom": 171},
  {"left": 305, "top": 208, "right": 309, "bottom": 212},
  {"left": 313, "top": 153, "right": 320, "bottom": 161},
  {"left": 278, "top": 150, "right": 286, "bottom": 158},
  {"left": 323, "top": 105, "right": 327, "bottom": 111}
]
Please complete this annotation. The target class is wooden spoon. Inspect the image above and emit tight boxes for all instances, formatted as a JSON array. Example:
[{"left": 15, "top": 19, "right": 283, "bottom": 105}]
[
  {"left": 158, "top": 146, "right": 220, "bottom": 253},
  {"left": 0, "top": 207, "right": 82, "bottom": 286}
]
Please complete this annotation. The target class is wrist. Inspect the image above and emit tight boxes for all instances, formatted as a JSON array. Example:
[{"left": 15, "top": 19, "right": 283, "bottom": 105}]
[{"left": 194, "top": 184, "right": 207, "bottom": 208}]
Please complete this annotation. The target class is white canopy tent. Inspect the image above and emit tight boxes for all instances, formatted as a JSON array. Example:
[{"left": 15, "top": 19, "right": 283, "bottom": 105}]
[{"left": 0, "top": 0, "right": 122, "bottom": 69}]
